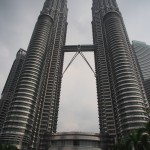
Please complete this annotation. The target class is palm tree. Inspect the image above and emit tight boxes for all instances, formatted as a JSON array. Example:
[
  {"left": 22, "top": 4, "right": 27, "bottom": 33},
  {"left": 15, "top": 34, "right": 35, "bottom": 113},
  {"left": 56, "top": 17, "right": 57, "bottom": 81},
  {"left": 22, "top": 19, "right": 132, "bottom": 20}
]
[
  {"left": 113, "top": 122, "right": 150, "bottom": 150},
  {"left": 0, "top": 144, "right": 18, "bottom": 150},
  {"left": 140, "top": 132, "right": 150, "bottom": 150},
  {"left": 113, "top": 139, "right": 126, "bottom": 150},
  {"left": 145, "top": 121, "right": 150, "bottom": 135},
  {"left": 125, "top": 131, "right": 140, "bottom": 150},
  {"left": 146, "top": 107, "right": 150, "bottom": 118},
  {"left": 138, "top": 121, "right": 150, "bottom": 150},
  {"left": 121, "top": 129, "right": 150, "bottom": 150}
]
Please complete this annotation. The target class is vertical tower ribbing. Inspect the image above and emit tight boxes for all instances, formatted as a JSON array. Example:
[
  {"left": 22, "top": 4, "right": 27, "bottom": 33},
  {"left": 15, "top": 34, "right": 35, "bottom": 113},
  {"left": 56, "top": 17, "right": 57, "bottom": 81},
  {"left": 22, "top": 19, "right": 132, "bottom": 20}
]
[
  {"left": 0, "top": 0, "right": 61, "bottom": 149},
  {"left": 92, "top": 0, "right": 117, "bottom": 137},
  {"left": 1, "top": 16, "right": 52, "bottom": 150},
  {"left": 132, "top": 41, "right": 150, "bottom": 105},
  {"left": 104, "top": 12, "right": 148, "bottom": 136},
  {"left": 92, "top": 0, "right": 148, "bottom": 140},
  {"left": 38, "top": 1, "right": 67, "bottom": 149},
  {"left": 0, "top": 49, "right": 26, "bottom": 132},
  {"left": 0, "top": 0, "right": 149, "bottom": 149}
]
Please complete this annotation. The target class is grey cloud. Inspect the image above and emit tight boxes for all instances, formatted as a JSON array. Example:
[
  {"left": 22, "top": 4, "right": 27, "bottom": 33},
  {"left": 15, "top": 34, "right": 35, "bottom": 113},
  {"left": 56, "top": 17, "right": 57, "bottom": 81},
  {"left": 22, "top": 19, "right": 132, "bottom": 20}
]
[{"left": 117, "top": 0, "right": 150, "bottom": 44}]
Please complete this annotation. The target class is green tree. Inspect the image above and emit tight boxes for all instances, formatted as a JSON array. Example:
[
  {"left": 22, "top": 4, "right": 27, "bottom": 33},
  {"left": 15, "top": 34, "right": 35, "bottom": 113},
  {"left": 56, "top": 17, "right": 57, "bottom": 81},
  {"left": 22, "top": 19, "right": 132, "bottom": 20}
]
[
  {"left": 137, "top": 121, "right": 150, "bottom": 150},
  {"left": 114, "top": 121, "right": 150, "bottom": 150},
  {"left": 113, "top": 139, "right": 126, "bottom": 150},
  {"left": 0, "top": 144, "right": 18, "bottom": 150},
  {"left": 125, "top": 131, "right": 143, "bottom": 150}
]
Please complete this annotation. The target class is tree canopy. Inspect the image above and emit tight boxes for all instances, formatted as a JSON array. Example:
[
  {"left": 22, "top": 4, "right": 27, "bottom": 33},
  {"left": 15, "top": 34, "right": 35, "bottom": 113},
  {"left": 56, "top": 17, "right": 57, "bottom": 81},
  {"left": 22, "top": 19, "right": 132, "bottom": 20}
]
[{"left": 114, "top": 121, "right": 150, "bottom": 150}]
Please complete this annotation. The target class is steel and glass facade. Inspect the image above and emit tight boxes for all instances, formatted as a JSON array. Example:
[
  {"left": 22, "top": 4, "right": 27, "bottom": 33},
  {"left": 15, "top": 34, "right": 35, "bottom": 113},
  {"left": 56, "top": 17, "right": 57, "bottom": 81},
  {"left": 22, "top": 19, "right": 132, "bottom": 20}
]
[
  {"left": 0, "top": 0, "right": 149, "bottom": 149},
  {"left": 0, "top": 49, "right": 26, "bottom": 132},
  {"left": 92, "top": 0, "right": 148, "bottom": 139},
  {"left": 0, "top": 0, "right": 68, "bottom": 150},
  {"left": 132, "top": 41, "right": 150, "bottom": 104}
]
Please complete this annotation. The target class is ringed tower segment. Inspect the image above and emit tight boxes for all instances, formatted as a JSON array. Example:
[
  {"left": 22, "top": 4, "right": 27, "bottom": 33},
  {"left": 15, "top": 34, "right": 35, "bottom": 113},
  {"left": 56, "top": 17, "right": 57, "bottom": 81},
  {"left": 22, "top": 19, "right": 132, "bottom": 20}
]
[
  {"left": 92, "top": 0, "right": 148, "bottom": 138},
  {"left": 0, "top": 0, "right": 149, "bottom": 149},
  {"left": 0, "top": 0, "right": 68, "bottom": 149}
]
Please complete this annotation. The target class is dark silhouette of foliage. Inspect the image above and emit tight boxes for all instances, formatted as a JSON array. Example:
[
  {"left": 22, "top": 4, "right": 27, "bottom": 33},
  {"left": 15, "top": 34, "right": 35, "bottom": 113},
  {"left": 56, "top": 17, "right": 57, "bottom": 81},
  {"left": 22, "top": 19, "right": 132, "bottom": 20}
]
[
  {"left": 0, "top": 144, "right": 18, "bottom": 150},
  {"left": 113, "top": 121, "right": 150, "bottom": 150}
]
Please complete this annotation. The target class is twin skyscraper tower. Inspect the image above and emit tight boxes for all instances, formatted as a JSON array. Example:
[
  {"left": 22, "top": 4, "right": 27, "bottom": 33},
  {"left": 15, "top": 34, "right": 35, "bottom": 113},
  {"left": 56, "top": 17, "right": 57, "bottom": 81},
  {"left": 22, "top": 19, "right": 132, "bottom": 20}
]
[{"left": 0, "top": 0, "right": 149, "bottom": 150}]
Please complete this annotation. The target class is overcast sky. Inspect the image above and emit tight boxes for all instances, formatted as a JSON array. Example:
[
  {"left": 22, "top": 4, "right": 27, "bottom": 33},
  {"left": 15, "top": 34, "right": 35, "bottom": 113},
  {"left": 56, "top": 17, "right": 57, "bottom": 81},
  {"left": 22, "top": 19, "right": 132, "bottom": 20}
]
[{"left": 0, "top": 0, "right": 150, "bottom": 133}]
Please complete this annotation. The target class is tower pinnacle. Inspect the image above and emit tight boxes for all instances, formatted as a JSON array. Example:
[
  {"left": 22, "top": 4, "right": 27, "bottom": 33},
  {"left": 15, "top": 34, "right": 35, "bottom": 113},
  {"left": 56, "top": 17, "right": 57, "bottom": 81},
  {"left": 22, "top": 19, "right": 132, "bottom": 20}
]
[
  {"left": 93, "top": 0, "right": 119, "bottom": 15},
  {"left": 41, "top": 0, "right": 58, "bottom": 17}
]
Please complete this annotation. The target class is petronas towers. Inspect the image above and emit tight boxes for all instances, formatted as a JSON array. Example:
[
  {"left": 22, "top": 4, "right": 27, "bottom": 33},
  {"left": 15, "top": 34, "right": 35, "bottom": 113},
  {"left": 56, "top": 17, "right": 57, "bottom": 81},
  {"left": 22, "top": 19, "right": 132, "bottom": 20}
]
[{"left": 0, "top": 0, "right": 149, "bottom": 150}]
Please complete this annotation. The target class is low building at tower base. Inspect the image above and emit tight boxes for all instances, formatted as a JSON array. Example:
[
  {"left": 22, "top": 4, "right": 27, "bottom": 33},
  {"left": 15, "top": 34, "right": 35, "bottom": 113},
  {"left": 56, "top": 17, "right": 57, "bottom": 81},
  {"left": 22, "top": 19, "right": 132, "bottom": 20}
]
[{"left": 48, "top": 132, "right": 101, "bottom": 150}]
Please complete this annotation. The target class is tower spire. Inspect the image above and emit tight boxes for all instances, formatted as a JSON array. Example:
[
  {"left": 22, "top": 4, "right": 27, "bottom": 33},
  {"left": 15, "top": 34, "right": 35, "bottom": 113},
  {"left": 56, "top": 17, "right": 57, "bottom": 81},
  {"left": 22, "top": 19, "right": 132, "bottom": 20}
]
[
  {"left": 41, "top": 0, "right": 59, "bottom": 17},
  {"left": 102, "top": 0, "right": 118, "bottom": 8},
  {"left": 93, "top": 0, "right": 119, "bottom": 16},
  {"left": 42, "top": 0, "right": 52, "bottom": 13}
]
